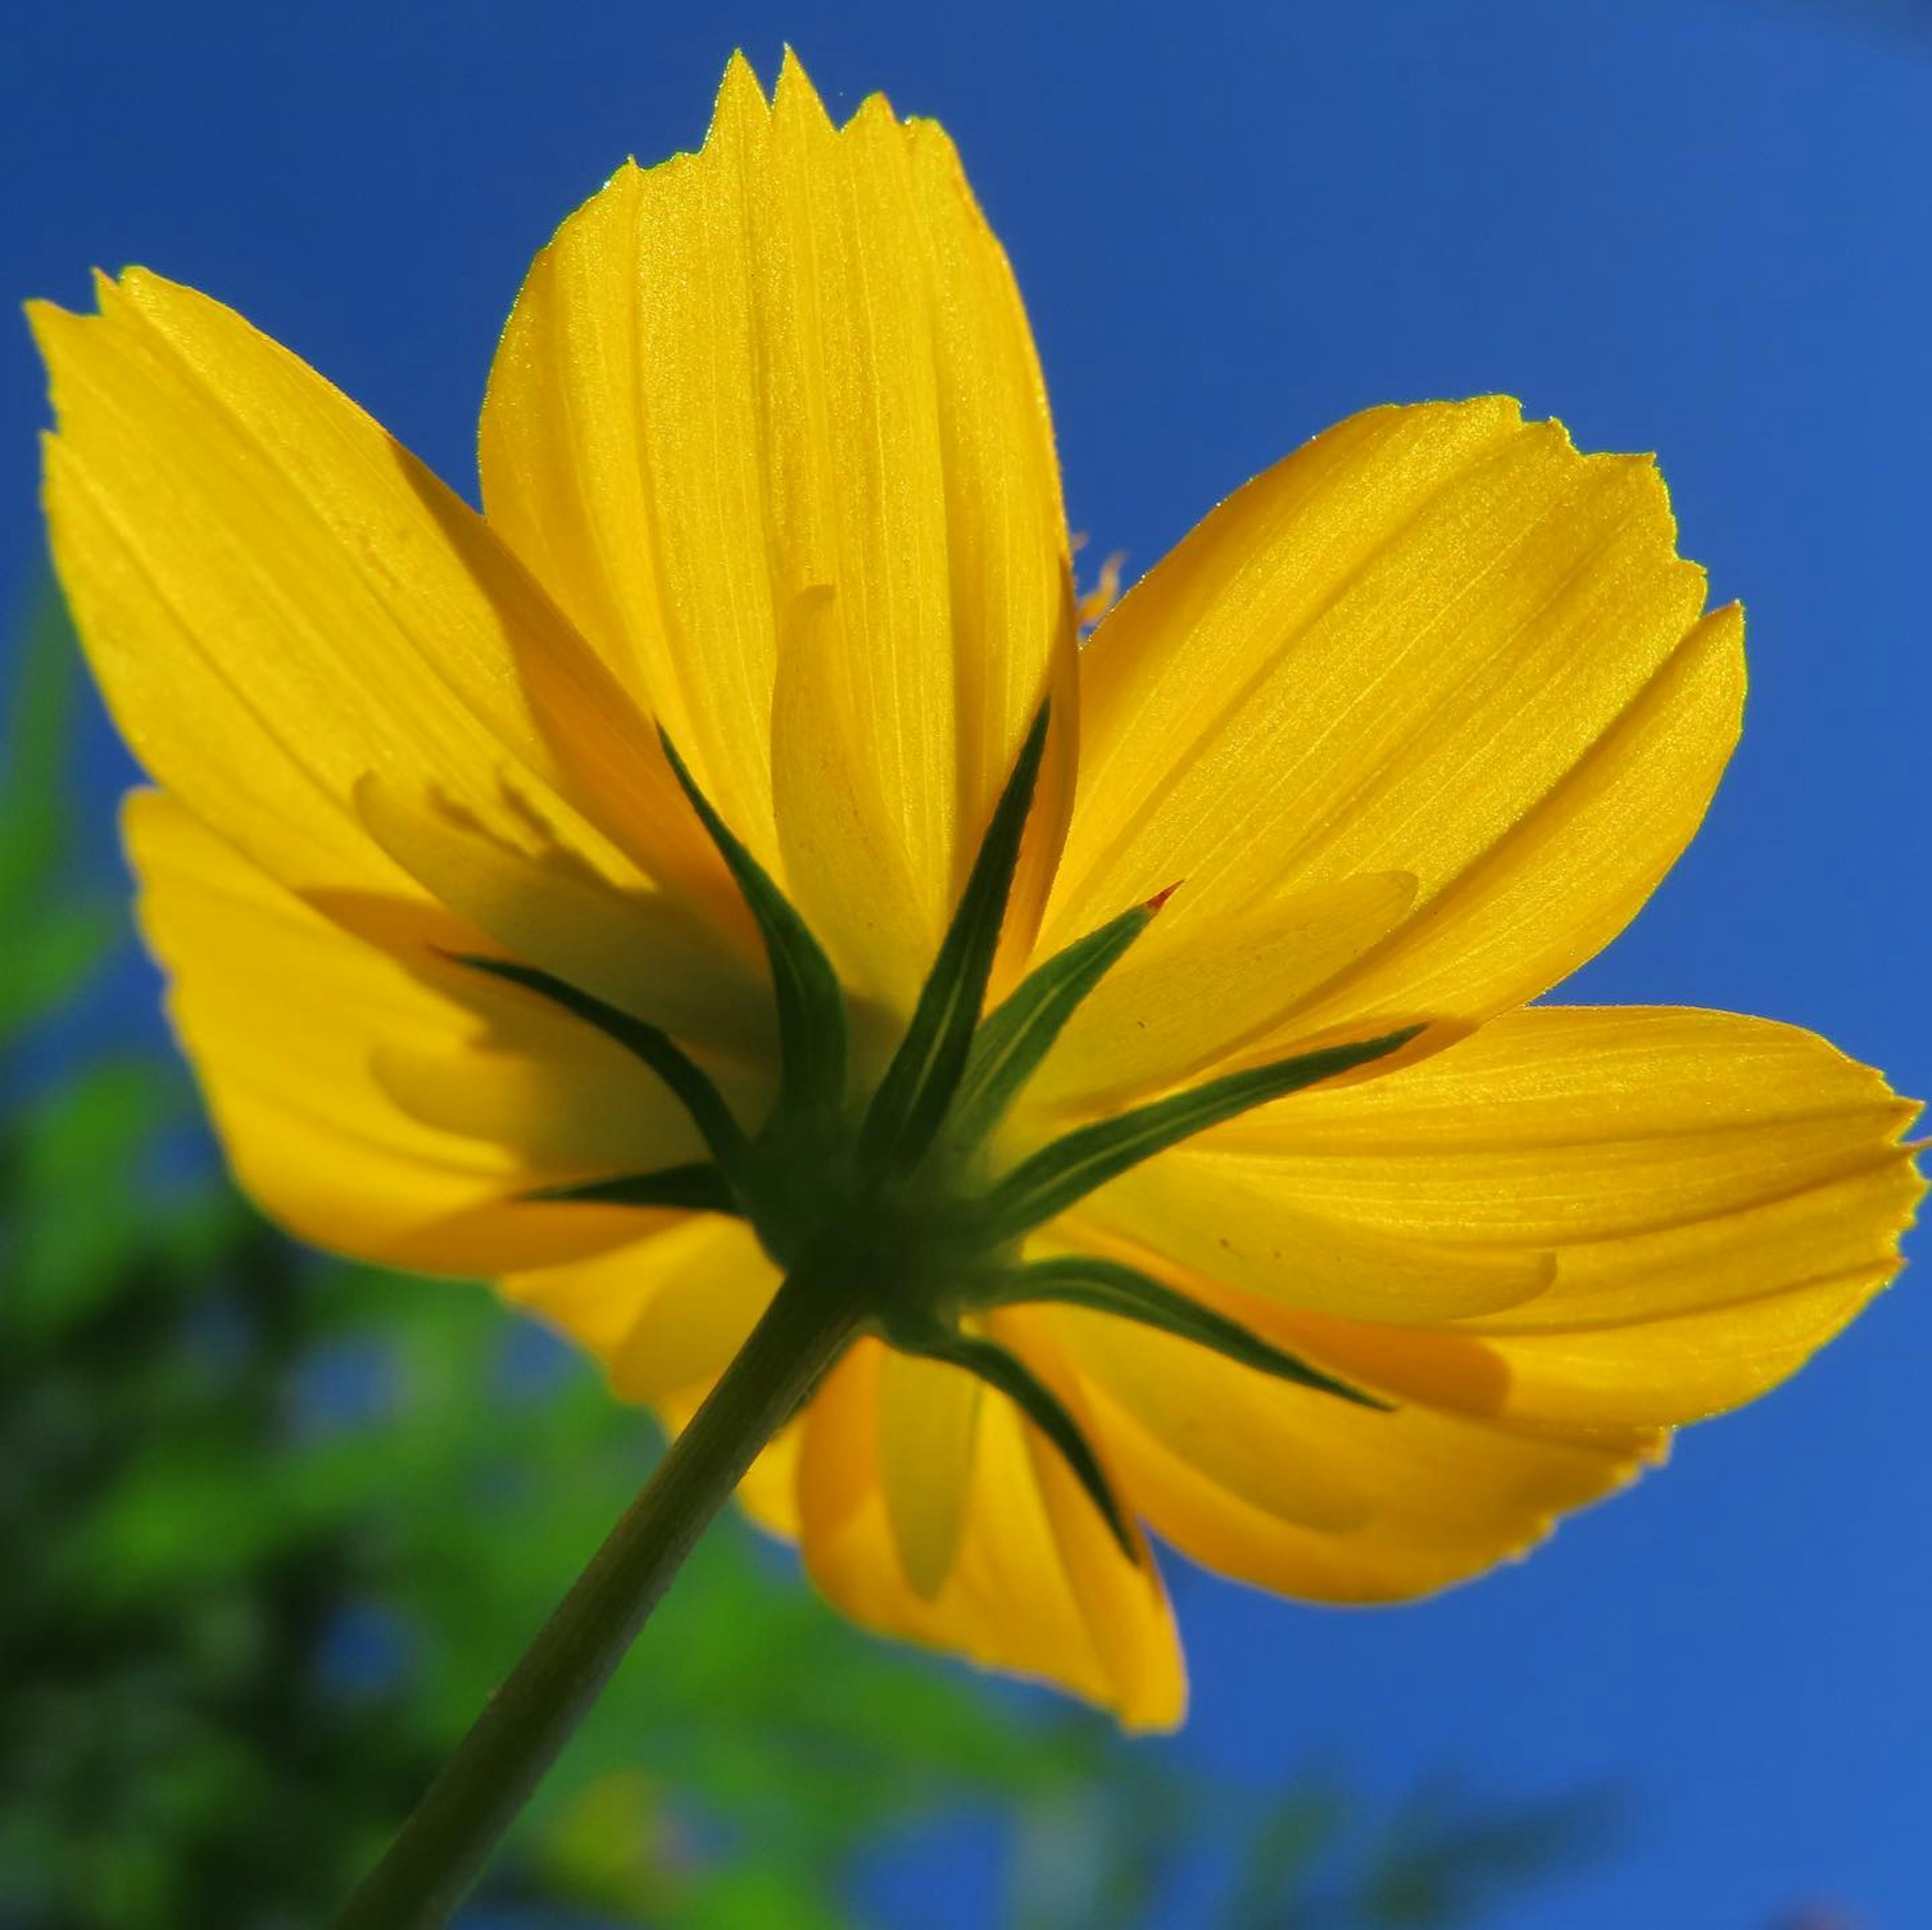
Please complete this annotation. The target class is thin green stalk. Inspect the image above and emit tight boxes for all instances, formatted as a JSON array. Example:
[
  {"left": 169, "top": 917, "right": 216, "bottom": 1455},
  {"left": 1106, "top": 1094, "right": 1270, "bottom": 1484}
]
[{"left": 332, "top": 1267, "right": 863, "bottom": 1930}]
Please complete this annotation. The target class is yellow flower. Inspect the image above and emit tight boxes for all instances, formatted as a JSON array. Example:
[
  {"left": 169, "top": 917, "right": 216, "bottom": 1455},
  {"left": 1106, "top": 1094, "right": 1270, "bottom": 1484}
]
[{"left": 31, "top": 52, "right": 1920, "bottom": 1734}]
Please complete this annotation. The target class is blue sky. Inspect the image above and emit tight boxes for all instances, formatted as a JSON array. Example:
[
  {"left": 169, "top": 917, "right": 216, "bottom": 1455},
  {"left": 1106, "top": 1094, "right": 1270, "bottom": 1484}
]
[{"left": 5, "top": 2, "right": 1928, "bottom": 1923}]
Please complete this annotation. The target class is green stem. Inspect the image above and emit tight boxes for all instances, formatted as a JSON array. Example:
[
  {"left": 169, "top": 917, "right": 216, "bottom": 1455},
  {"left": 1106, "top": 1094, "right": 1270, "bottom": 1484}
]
[{"left": 332, "top": 1267, "right": 863, "bottom": 1930}]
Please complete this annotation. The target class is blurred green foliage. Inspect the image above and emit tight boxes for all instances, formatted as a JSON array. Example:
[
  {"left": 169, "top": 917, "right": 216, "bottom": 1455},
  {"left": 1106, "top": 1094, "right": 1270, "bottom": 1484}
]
[
  {"left": 0, "top": 588, "right": 117, "bottom": 1042},
  {"left": 0, "top": 595, "right": 1613, "bottom": 1928}
]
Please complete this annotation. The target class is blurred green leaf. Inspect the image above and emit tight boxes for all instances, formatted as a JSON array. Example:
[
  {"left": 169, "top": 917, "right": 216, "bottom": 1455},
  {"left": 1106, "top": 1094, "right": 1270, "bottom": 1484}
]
[
  {"left": 0, "top": 588, "right": 116, "bottom": 1042},
  {"left": 1354, "top": 1781, "right": 1617, "bottom": 1928},
  {"left": 6, "top": 1058, "right": 186, "bottom": 1337},
  {"left": 0, "top": 899, "right": 121, "bottom": 1038},
  {"left": 1224, "top": 1783, "right": 1354, "bottom": 1929},
  {"left": 0, "top": 588, "right": 82, "bottom": 890}
]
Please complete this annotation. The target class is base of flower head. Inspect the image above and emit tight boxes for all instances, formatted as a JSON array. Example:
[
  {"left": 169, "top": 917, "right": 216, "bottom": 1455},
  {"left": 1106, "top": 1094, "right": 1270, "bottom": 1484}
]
[{"left": 458, "top": 703, "right": 1411, "bottom": 1559}]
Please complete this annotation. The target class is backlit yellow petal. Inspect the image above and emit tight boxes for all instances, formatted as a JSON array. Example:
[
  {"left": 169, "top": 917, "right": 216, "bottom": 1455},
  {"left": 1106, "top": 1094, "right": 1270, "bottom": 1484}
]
[
  {"left": 1151, "top": 1007, "right": 1922, "bottom": 1426},
  {"left": 480, "top": 54, "right": 1078, "bottom": 1011},
  {"left": 1026, "top": 1297, "right": 1375, "bottom": 1534},
  {"left": 1022, "top": 870, "right": 1418, "bottom": 1115},
  {"left": 31, "top": 273, "right": 709, "bottom": 911},
  {"left": 355, "top": 772, "right": 772, "bottom": 1060},
  {"left": 1284, "top": 606, "right": 1744, "bottom": 1045},
  {"left": 874, "top": 1349, "right": 983, "bottom": 1598},
  {"left": 797, "top": 1337, "right": 1183, "bottom": 1728},
  {"left": 1016, "top": 1389, "right": 1186, "bottom": 1729},
  {"left": 1071, "top": 1163, "right": 1554, "bottom": 1324},
  {"left": 128, "top": 791, "right": 682, "bottom": 1274},
  {"left": 1205, "top": 1005, "right": 1914, "bottom": 1242},
  {"left": 505, "top": 1216, "right": 779, "bottom": 1403},
  {"left": 1024, "top": 1304, "right": 1656, "bottom": 1605},
  {"left": 1309, "top": 1251, "right": 1897, "bottom": 1430},
  {"left": 1042, "top": 401, "right": 1741, "bottom": 1035}
]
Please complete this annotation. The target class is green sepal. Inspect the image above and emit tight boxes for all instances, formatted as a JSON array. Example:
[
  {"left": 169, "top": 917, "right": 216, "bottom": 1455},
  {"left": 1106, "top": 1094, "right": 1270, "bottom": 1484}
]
[
  {"left": 659, "top": 731, "right": 848, "bottom": 1123},
  {"left": 859, "top": 705, "right": 1052, "bottom": 1167},
  {"left": 911, "top": 1332, "right": 1138, "bottom": 1565},
  {"left": 993, "top": 1255, "right": 1388, "bottom": 1409},
  {"left": 524, "top": 1163, "right": 739, "bottom": 1215},
  {"left": 976, "top": 1025, "right": 1425, "bottom": 1239},
  {"left": 940, "top": 898, "right": 1156, "bottom": 1154},
  {"left": 447, "top": 954, "right": 749, "bottom": 1180}
]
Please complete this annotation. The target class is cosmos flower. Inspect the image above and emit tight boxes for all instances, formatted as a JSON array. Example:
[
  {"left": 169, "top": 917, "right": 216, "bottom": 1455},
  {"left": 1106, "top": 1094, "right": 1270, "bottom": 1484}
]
[{"left": 31, "top": 53, "right": 1918, "bottom": 1732}]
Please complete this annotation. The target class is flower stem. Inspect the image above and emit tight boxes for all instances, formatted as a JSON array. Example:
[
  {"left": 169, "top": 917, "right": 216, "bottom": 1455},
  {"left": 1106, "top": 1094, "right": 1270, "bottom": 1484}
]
[{"left": 331, "top": 1266, "right": 863, "bottom": 1930}]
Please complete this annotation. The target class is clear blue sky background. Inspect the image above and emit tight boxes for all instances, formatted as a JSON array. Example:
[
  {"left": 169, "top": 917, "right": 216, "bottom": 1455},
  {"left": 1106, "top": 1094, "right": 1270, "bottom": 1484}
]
[{"left": 5, "top": 2, "right": 1927, "bottom": 1924}]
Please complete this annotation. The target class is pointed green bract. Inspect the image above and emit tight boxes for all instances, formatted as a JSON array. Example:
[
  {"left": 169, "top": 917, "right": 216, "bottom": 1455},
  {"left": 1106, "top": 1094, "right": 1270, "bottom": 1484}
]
[
  {"left": 860, "top": 705, "right": 1052, "bottom": 1167},
  {"left": 916, "top": 1332, "right": 1138, "bottom": 1564},
  {"left": 659, "top": 731, "right": 848, "bottom": 1124},
  {"left": 526, "top": 1163, "right": 739, "bottom": 1214},
  {"left": 450, "top": 954, "right": 749, "bottom": 1179},
  {"left": 941, "top": 900, "right": 1156, "bottom": 1154},
  {"left": 995, "top": 1256, "right": 1387, "bottom": 1408},
  {"left": 976, "top": 1026, "right": 1425, "bottom": 1239}
]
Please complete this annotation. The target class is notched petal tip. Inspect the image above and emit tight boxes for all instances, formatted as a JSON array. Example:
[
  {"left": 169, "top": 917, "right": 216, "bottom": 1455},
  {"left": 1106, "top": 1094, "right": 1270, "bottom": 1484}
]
[
  {"left": 24, "top": 280, "right": 119, "bottom": 399},
  {"left": 761, "top": 44, "right": 910, "bottom": 140},
  {"left": 22, "top": 292, "right": 75, "bottom": 354},
  {"left": 711, "top": 47, "right": 774, "bottom": 132},
  {"left": 773, "top": 44, "right": 839, "bottom": 132}
]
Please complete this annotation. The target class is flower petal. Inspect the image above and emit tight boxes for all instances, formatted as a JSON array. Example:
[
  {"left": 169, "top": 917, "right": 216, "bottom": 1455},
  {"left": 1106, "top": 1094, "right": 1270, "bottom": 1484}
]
[
  {"left": 31, "top": 272, "right": 710, "bottom": 910},
  {"left": 1190, "top": 1005, "right": 1922, "bottom": 1426},
  {"left": 127, "top": 790, "right": 693, "bottom": 1274},
  {"left": 506, "top": 1219, "right": 803, "bottom": 1537},
  {"left": 1071, "top": 1162, "right": 1555, "bottom": 1324},
  {"left": 1041, "top": 400, "right": 1742, "bottom": 1040},
  {"left": 1022, "top": 1303, "right": 1657, "bottom": 1605},
  {"left": 480, "top": 54, "right": 1078, "bottom": 1010},
  {"left": 1021, "top": 870, "right": 1418, "bottom": 1115},
  {"left": 505, "top": 1215, "right": 779, "bottom": 1402},
  {"left": 875, "top": 1349, "right": 983, "bottom": 1599},
  {"left": 1014, "top": 1361, "right": 1186, "bottom": 1726},
  {"left": 1010, "top": 1287, "right": 1377, "bottom": 1534},
  {"left": 796, "top": 1335, "right": 1184, "bottom": 1728},
  {"left": 355, "top": 772, "right": 772, "bottom": 1058}
]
